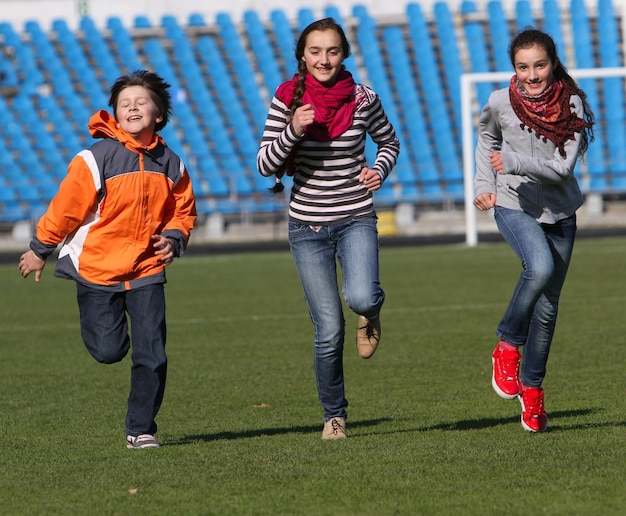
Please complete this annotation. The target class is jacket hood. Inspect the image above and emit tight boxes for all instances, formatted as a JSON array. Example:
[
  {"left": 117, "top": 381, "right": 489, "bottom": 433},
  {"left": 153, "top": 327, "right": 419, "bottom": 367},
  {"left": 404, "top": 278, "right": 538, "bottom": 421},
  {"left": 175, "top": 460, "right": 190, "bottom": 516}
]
[{"left": 88, "top": 110, "right": 162, "bottom": 152}]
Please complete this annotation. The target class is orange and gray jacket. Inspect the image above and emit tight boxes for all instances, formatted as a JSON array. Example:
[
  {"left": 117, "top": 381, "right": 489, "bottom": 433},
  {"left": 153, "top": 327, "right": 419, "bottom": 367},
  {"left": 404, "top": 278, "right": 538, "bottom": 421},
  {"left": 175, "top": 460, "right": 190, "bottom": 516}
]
[{"left": 30, "top": 110, "right": 197, "bottom": 291}]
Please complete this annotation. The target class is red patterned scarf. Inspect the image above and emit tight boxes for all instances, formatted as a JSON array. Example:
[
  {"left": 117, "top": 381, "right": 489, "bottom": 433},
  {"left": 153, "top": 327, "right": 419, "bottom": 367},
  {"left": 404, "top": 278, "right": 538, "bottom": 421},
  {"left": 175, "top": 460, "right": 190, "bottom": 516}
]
[
  {"left": 276, "top": 68, "right": 356, "bottom": 140},
  {"left": 509, "top": 75, "right": 591, "bottom": 157}
]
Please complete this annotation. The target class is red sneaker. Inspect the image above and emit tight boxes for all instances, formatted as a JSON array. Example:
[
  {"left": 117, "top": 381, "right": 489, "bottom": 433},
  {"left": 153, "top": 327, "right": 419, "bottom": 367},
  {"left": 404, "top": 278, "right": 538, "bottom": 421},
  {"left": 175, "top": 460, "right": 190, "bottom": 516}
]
[
  {"left": 491, "top": 342, "right": 521, "bottom": 399},
  {"left": 519, "top": 385, "right": 548, "bottom": 432}
]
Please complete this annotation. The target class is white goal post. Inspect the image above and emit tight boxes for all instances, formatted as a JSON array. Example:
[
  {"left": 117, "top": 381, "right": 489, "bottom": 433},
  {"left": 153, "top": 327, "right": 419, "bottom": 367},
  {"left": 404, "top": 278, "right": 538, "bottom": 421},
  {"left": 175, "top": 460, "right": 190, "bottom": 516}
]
[{"left": 461, "top": 67, "right": 626, "bottom": 247}]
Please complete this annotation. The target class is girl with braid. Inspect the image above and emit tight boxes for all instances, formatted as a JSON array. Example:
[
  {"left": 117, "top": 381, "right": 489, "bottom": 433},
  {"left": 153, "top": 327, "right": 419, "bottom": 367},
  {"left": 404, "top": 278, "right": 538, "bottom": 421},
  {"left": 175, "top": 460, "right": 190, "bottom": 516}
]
[
  {"left": 257, "top": 18, "right": 400, "bottom": 440},
  {"left": 474, "top": 29, "right": 594, "bottom": 432}
]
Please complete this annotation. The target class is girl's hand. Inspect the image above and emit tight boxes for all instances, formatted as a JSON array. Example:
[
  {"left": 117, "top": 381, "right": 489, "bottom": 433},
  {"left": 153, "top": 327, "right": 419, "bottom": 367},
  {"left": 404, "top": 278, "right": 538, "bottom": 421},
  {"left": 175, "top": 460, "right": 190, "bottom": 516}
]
[
  {"left": 359, "top": 167, "right": 382, "bottom": 192},
  {"left": 474, "top": 193, "right": 496, "bottom": 211},
  {"left": 490, "top": 151, "right": 504, "bottom": 174},
  {"left": 291, "top": 104, "right": 315, "bottom": 136},
  {"left": 18, "top": 250, "right": 46, "bottom": 282},
  {"left": 152, "top": 235, "right": 174, "bottom": 265}
]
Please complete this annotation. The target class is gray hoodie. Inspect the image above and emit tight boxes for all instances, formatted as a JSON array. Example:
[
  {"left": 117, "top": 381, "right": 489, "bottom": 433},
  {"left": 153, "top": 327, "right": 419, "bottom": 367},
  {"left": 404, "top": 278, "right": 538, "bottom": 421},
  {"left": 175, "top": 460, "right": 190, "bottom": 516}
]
[{"left": 474, "top": 87, "right": 584, "bottom": 223}]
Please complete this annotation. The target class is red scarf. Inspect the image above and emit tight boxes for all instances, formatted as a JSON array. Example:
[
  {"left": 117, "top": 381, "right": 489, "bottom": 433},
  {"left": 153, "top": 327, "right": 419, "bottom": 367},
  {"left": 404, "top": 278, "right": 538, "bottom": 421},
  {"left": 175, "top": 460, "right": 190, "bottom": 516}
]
[
  {"left": 509, "top": 75, "right": 591, "bottom": 157},
  {"left": 276, "top": 68, "right": 356, "bottom": 140}
]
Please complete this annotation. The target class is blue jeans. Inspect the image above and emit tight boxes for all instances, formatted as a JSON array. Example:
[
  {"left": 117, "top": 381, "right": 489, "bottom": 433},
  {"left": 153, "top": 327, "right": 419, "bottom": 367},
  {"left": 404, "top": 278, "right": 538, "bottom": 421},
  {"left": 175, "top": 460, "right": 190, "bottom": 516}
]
[
  {"left": 494, "top": 206, "right": 576, "bottom": 387},
  {"left": 76, "top": 283, "right": 167, "bottom": 436},
  {"left": 288, "top": 217, "right": 385, "bottom": 421}
]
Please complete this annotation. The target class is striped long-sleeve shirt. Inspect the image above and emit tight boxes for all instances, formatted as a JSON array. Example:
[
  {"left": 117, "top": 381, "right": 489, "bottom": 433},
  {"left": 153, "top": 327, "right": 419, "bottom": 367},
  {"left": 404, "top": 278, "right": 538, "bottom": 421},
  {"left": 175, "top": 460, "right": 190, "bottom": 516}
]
[{"left": 257, "top": 84, "right": 400, "bottom": 225}]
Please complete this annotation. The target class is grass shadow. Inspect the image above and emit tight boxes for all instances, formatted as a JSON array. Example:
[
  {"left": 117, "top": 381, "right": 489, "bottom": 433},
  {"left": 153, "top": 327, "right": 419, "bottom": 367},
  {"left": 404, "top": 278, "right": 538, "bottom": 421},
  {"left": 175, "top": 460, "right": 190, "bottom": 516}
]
[
  {"left": 169, "top": 408, "right": 626, "bottom": 444},
  {"left": 168, "top": 417, "right": 393, "bottom": 445},
  {"left": 421, "top": 408, "right": 610, "bottom": 432}
]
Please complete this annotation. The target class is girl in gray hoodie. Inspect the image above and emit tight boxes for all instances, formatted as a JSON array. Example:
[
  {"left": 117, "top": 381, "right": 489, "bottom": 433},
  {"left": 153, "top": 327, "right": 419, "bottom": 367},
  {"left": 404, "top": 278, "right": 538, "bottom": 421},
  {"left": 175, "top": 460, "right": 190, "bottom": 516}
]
[{"left": 473, "top": 28, "right": 594, "bottom": 432}]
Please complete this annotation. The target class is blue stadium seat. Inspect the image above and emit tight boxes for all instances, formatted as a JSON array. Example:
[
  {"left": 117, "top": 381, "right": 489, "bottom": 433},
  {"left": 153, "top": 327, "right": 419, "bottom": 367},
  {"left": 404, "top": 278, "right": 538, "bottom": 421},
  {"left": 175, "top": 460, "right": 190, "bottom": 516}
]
[
  {"left": 14, "top": 184, "right": 42, "bottom": 204},
  {"left": 570, "top": 0, "right": 607, "bottom": 185},
  {"left": 106, "top": 16, "right": 143, "bottom": 71},
  {"left": 243, "top": 10, "right": 283, "bottom": 95},
  {"left": 571, "top": 2, "right": 594, "bottom": 67},
  {"left": 193, "top": 198, "right": 212, "bottom": 216},
  {"left": 0, "top": 185, "right": 17, "bottom": 204},
  {"left": 486, "top": 1, "right": 512, "bottom": 71},
  {"left": 351, "top": 10, "right": 401, "bottom": 182},
  {"left": 597, "top": 0, "right": 620, "bottom": 67},
  {"left": 79, "top": 16, "right": 121, "bottom": 85},
  {"left": 188, "top": 13, "right": 206, "bottom": 26},
  {"left": 269, "top": 9, "right": 296, "bottom": 79},
  {"left": 196, "top": 21, "right": 262, "bottom": 193},
  {"left": 213, "top": 198, "right": 241, "bottom": 215},
  {"left": 214, "top": 13, "right": 268, "bottom": 136},
  {"left": 53, "top": 18, "right": 108, "bottom": 112},
  {"left": 352, "top": 7, "right": 396, "bottom": 115},
  {"left": 382, "top": 26, "right": 438, "bottom": 187},
  {"left": 0, "top": 52, "right": 18, "bottom": 89},
  {"left": 373, "top": 180, "right": 397, "bottom": 206},
  {"left": 393, "top": 160, "right": 418, "bottom": 186},
  {"left": 0, "top": 22, "right": 44, "bottom": 95},
  {"left": 406, "top": 3, "right": 462, "bottom": 184},
  {"left": 460, "top": 1, "right": 493, "bottom": 108},
  {"left": 24, "top": 19, "right": 81, "bottom": 111},
  {"left": 541, "top": 0, "right": 567, "bottom": 65},
  {"left": 0, "top": 202, "right": 26, "bottom": 223},
  {"left": 433, "top": 2, "right": 464, "bottom": 124},
  {"left": 158, "top": 125, "right": 186, "bottom": 161},
  {"left": 134, "top": 15, "right": 152, "bottom": 29},
  {"left": 0, "top": 3, "right": 623, "bottom": 215},
  {"left": 38, "top": 179, "right": 60, "bottom": 201},
  {"left": 399, "top": 183, "right": 421, "bottom": 203},
  {"left": 297, "top": 8, "right": 315, "bottom": 30},
  {"left": 595, "top": 0, "right": 626, "bottom": 178},
  {"left": 597, "top": 0, "right": 626, "bottom": 181},
  {"left": 515, "top": 0, "right": 535, "bottom": 30}
]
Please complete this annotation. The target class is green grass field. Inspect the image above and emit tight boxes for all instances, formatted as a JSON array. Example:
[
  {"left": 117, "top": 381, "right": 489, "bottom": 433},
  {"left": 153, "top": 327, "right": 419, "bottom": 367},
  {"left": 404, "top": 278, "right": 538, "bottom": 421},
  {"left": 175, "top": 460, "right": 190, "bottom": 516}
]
[{"left": 1, "top": 236, "right": 625, "bottom": 514}]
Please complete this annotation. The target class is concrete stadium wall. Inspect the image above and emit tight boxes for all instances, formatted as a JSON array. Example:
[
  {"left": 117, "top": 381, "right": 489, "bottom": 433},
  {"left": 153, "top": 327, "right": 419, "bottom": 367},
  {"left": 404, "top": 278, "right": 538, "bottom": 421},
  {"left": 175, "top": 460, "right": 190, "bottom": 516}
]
[{"left": 0, "top": 0, "right": 575, "bottom": 29}]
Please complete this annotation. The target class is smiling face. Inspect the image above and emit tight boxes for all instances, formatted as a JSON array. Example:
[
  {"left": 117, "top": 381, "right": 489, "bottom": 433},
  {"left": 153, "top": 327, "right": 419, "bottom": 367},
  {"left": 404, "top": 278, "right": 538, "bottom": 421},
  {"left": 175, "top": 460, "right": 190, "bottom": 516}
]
[
  {"left": 513, "top": 43, "right": 555, "bottom": 95},
  {"left": 114, "top": 85, "right": 163, "bottom": 145},
  {"left": 301, "top": 29, "right": 345, "bottom": 85}
]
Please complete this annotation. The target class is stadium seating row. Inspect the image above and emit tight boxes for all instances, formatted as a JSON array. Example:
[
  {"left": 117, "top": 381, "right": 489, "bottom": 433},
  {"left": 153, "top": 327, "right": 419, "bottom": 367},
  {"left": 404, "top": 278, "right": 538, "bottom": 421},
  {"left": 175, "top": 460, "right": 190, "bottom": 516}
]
[{"left": 0, "top": 0, "right": 625, "bottom": 223}]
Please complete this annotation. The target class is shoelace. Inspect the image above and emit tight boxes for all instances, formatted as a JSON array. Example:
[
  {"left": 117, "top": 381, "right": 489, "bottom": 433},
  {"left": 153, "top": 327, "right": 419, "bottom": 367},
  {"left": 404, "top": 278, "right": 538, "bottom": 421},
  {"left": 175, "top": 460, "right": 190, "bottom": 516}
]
[
  {"left": 498, "top": 349, "right": 520, "bottom": 381},
  {"left": 330, "top": 419, "right": 344, "bottom": 435},
  {"left": 360, "top": 320, "right": 376, "bottom": 339},
  {"left": 524, "top": 390, "right": 545, "bottom": 417}
]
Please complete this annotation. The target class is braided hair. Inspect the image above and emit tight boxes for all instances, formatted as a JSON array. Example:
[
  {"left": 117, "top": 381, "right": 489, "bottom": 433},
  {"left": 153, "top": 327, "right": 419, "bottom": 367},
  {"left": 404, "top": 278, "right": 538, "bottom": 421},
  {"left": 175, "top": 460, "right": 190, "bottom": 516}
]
[{"left": 269, "top": 18, "right": 351, "bottom": 194}]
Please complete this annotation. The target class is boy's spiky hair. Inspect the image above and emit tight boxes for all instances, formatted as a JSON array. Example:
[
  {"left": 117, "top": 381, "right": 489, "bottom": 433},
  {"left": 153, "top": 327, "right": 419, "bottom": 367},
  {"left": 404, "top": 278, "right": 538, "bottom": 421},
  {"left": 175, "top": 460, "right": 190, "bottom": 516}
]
[{"left": 109, "top": 70, "right": 172, "bottom": 131}]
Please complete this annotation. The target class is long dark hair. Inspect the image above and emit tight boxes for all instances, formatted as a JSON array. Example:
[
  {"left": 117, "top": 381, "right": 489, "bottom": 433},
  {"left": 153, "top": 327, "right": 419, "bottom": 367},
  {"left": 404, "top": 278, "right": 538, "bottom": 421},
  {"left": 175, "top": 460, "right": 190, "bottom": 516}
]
[
  {"left": 509, "top": 28, "right": 595, "bottom": 155},
  {"left": 109, "top": 70, "right": 172, "bottom": 132}
]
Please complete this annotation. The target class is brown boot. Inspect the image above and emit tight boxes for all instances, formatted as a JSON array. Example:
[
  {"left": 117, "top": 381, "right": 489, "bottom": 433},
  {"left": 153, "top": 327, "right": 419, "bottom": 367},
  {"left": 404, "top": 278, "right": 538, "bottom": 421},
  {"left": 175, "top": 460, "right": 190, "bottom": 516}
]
[
  {"left": 322, "top": 417, "right": 347, "bottom": 440},
  {"left": 356, "top": 315, "right": 381, "bottom": 359}
]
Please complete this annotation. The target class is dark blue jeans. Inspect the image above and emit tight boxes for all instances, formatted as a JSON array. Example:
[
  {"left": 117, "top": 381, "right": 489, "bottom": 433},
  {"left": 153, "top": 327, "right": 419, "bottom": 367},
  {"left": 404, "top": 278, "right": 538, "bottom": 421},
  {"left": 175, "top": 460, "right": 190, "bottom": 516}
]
[
  {"left": 76, "top": 282, "right": 167, "bottom": 436},
  {"left": 288, "top": 217, "right": 385, "bottom": 421},
  {"left": 494, "top": 206, "right": 576, "bottom": 387}
]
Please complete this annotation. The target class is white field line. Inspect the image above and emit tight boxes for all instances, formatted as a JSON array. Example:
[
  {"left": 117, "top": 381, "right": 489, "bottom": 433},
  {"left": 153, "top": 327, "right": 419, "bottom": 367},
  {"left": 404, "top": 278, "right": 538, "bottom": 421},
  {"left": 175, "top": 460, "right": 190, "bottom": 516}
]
[{"left": 4, "top": 296, "right": 626, "bottom": 333}]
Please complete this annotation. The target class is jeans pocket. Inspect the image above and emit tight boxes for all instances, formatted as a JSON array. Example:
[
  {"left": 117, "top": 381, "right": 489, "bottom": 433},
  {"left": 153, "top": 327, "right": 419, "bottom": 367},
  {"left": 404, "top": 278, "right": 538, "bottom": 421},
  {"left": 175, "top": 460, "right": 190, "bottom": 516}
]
[{"left": 288, "top": 221, "right": 312, "bottom": 238}]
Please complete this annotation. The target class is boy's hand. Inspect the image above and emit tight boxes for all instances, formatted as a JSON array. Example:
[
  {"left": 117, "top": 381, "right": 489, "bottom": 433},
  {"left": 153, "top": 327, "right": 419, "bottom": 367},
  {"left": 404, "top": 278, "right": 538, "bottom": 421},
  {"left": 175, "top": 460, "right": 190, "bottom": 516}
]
[
  {"left": 152, "top": 234, "right": 174, "bottom": 265},
  {"left": 19, "top": 250, "right": 46, "bottom": 282}
]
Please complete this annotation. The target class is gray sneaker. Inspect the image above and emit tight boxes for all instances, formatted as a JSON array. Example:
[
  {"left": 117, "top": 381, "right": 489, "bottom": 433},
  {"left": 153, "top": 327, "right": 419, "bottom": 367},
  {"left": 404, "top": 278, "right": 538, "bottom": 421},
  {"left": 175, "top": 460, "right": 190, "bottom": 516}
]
[{"left": 126, "top": 434, "right": 161, "bottom": 449}]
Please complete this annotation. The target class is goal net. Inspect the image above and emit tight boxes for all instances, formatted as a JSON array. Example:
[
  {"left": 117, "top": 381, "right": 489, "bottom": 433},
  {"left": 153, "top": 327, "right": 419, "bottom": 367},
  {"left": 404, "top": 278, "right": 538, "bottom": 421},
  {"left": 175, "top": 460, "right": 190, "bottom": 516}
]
[{"left": 461, "top": 67, "right": 626, "bottom": 246}]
